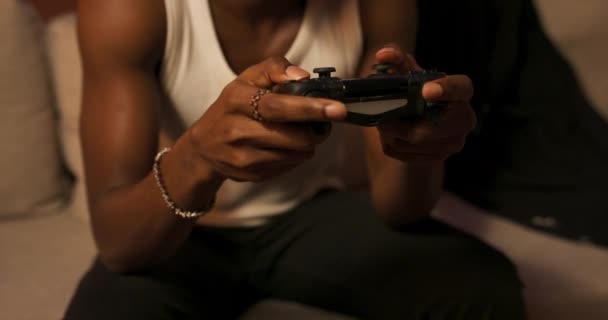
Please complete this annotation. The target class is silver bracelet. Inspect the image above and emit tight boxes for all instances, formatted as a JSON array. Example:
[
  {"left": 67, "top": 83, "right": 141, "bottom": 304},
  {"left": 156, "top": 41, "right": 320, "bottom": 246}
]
[{"left": 153, "top": 148, "right": 214, "bottom": 219}]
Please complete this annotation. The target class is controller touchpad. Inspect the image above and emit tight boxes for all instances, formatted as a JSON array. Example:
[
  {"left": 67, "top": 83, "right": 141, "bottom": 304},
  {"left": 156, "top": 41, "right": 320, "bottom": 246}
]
[{"left": 345, "top": 99, "right": 409, "bottom": 115}]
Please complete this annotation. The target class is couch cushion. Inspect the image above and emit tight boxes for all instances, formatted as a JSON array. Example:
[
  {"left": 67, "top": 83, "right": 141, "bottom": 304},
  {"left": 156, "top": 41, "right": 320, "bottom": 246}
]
[
  {"left": 0, "top": 207, "right": 352, "bottom": 320},
  {"left": 533, "top": 0, "right": 608, "bottom": 121},
  {"left": 0, "top": 213, "right": 96, "bottom": 320},
  {"left": 46, "top": 14, "right": 89, "bottom": 222},
  {"left": 433, "top": 192, "right": 608, "bottom": 320},
  {"left": 0, "top": 0, "right": 70, "bottom": 218}
]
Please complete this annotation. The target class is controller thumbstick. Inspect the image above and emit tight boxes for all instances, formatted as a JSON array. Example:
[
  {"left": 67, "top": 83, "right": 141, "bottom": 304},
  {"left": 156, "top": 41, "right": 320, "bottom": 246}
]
[
  {"left": 313, "top": 67, "right": 336, "bottom": 78},
  {"left": 373, "top": 63, "right": 395, "bottom": 75}
]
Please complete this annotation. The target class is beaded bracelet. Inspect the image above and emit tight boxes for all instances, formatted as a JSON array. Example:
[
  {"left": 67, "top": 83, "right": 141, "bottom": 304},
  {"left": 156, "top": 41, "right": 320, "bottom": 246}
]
[{"left": 153, "top": 148, "right": 214, "bottom": 219}]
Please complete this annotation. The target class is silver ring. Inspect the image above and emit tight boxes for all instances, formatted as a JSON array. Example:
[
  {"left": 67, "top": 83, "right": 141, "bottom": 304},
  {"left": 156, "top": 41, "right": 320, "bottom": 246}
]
[{"left": 250, "top": 89, "right": 270, "bottom": 121}]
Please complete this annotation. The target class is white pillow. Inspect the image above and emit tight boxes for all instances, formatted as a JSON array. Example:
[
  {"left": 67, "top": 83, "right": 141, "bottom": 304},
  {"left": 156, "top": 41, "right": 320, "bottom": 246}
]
[
  {"left": 533, "top": 0, "right": 608, "bottom": 121},
  {"left": 0, "top": 1, "right": 70, "bottom": 218},
  {"left": 46, "top": 14, "right": 89, "bottom": 221}
]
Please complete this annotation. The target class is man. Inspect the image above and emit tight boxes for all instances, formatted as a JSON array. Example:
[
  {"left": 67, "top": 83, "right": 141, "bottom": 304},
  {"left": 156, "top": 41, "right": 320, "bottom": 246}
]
[{"left": 65, "top": 0, "right": 525, "bottom": 319}]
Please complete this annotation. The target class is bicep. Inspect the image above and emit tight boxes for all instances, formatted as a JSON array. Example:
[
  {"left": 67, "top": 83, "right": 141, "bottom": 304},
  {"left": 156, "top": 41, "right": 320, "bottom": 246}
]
[{"left": 77, "top": 0, "right": 167, "bottom": 203}]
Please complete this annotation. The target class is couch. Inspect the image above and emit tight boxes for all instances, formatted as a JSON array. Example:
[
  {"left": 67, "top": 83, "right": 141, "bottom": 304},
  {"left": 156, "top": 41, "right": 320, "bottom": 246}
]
[{"left": 2, "top": 1, "right": 608, "bottom": 319}]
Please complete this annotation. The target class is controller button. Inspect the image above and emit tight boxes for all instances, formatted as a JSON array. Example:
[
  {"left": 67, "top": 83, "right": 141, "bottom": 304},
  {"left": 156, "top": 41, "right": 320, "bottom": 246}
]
[
  {"left": 373, "top": 63, "right": 394, "bottom": 74},
  {"left": 313, "top": 67, "right": 337, "bottom": 78}
]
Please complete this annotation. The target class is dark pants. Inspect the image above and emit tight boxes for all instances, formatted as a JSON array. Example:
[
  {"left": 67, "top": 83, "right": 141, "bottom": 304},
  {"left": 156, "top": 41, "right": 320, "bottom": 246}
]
[{"left": 65, "top": 191, "right": 526, "bottom": 319}]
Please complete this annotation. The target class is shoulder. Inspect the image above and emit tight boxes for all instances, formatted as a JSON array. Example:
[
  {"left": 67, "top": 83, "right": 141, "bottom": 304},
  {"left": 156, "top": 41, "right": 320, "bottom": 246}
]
[{"left": 77, "top": 0, "right": 166, "bottom": 72}]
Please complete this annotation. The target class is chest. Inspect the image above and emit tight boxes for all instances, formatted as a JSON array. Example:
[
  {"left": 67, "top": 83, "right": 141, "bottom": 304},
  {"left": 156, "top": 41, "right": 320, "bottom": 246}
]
[
  {"left": 160, "top": 0, "right": 364, "bottom": 129},
  {"left": 210, "top": 6, "right": 305, "bottom": 74}
]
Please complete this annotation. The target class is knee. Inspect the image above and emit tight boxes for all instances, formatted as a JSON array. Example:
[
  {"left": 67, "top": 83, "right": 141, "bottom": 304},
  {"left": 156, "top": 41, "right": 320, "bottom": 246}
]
[
  {"left": 430, "top": 238, "right": 526, "bottom": 318},
  {"left": 64, "top": 260, "right": 194, "bottom": 319},
  {"left": 441, "top": 236, "right": 522, "bottom": 290},
  {"left": 353, "top": 238, "right": 526, "bottom": 319},
  {"left": 472, "top": 241, "right": 522, "bottom": 289}
]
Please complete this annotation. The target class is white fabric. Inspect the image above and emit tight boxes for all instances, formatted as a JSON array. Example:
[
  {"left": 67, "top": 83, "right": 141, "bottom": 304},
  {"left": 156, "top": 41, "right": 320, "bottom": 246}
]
[
  {"left": 533, "top": 0, "right": 608, "bottom": 122},
  {"left": 162, "top": 0, "right": 364, "bottom": 227},
  {"left": 0, "top": 0, "right": 69, "bottom": 218},
  {"left": 433, "top": 193, "right": 608, "bottom": 320},
  {"left": 46, "top": 14, "right": 90, "bottom": 222}
]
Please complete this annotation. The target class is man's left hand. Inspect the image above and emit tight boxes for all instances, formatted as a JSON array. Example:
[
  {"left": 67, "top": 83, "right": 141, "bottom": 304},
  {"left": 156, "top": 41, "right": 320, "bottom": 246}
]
[{"left": 375, "top": 46, "right": 477, "bottom": 163}]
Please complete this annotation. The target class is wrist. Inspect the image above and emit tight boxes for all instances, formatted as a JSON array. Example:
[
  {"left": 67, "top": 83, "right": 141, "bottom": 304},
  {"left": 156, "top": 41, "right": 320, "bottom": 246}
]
[
  {"left": 158, "top": 136, "right": 225, "bottom": 213},
  {"left": 402, "top": 159, "right": 444, "bottom": 170},
  {"left": 376, "top": 157, "right": 443, "bottom": 176},
  {"left": 185, "top": 128, "right": 227, "bottom": 184},
  {"left": 178, "top": 131, "right": 225, "bottom": 186}
]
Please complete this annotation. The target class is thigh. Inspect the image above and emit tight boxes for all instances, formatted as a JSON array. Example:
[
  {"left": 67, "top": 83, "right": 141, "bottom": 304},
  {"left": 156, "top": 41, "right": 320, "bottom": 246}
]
[
  {"left": 65, "top": 230, "right": 259, "bottom": 320},
  {"left": 253, "top": 191, "right": 526, "bottom": 320},
  {"left": 65, "top": 258, "right": 201, "bottom": 320}
]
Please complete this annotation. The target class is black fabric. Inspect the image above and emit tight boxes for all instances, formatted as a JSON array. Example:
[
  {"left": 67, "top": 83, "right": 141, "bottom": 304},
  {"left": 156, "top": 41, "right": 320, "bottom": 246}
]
[
  {"left": 417, "top": 0, "right": 608, "bottom": 245},
  {"left": 65, "top": 191, "right": 525, "bottom": 320}
]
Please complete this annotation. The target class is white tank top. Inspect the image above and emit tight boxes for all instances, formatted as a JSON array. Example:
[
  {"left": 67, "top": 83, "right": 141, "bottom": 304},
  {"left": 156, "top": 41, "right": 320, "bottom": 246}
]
[{"left": 161, "top": 0, "right": 364, "bottom": 227}]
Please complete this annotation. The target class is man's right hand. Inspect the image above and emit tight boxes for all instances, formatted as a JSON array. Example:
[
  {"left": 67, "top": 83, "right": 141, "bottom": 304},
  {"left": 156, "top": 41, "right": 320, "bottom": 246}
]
[{"left": 188, "top": 56, "right": 347, "bottom": 182}]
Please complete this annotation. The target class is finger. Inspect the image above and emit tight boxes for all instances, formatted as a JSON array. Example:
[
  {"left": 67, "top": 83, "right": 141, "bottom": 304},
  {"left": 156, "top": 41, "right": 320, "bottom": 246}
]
[
  {"left": 375, "top": 44, "right": 416, "bottom": 74},
  {"left": 238, "top": 56, "right": 310, "bottom": 88},
  {"left": 383, "top": 135, "right": 466, "bottom": 156},
  {"left": 227, "top": 83, "right": 347, "bottom": 122},
  {"left": 376, "top": 45, "right": 406, "bottom": 65},
  {"left": 217, "top": 147, "right": 312, "bottom": 182},
  {"left": 259, "top": 93, "right": 347, "bottom": 122},
  {"left": 379, "top": 103, "right": 476, "bottom": 143},
  {"left": 228, "top": 121, "right": 328, "bottom": 152},
  {"left": 381, "top": 124, "right": 460, "bottom": 145},
  {"left": 431, "top": 102, "right": 477, "bottom": 137},
  {"left": 238, "top": 146, "right": 314, "bottom": 168},
  {"left": 423, "top": 75, "right": 474, "bottom": 102},
  {"left": 378, "top": 121, "right": 416, "bottom": 137},
  {"left": 375, "top": 45, "right": 424, "bottom": 72},
  {"left": 379, "top": 120, "right": 445, "bottom": 144},
  {"left": 381, "top": 140, "right": 450, "bottom": 163},
  {"left": 404, "top": 53, "right": 424, "bottom": 71},
  {"left": 384, "top": 151, "right": 452, "bottom": 163}
]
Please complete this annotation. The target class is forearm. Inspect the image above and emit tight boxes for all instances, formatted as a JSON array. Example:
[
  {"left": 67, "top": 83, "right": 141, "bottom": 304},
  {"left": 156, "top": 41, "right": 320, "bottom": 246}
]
[
  {"left": 369, "top": 157, "right": 443, "bottom": 226},
  {"left": 89, "top": 135, "right": 224, "bottom": 273},
  {"left": 76, "top": 0, "right": 228, "bottom": 273}
]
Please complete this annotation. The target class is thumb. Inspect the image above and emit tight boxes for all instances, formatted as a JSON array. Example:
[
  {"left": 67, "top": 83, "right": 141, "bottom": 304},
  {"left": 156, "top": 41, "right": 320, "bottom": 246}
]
[
  {"left": 375, "top": 44, "right": 423, "bottom": 73},
  {"left": 238, "top": 56, "right": 310, "bottom": 88}
]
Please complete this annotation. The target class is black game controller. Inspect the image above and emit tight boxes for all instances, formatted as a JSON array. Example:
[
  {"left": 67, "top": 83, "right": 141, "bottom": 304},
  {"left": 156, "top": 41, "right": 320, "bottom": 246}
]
[{"left": 273, "top": 64, "right": 447, "bottom": 127}]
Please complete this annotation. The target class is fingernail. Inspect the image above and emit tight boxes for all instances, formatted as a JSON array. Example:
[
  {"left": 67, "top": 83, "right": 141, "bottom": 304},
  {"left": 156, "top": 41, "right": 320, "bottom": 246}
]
[
  {"left": 378, "top": 47, "right": 396, "bottom": 54},
  {"left": 377, "top": 47, "right": 405, "bottom": 64},
  {"left": 286, "top": 66, "right": 309, "bottom": 80},
  {"left": 324, "top": 103, "right": 347, "bottom": 120},
  {"left": 383, "top": 43, "right": 402, "bottom": 50},
  {"left": 423, "top": 83, "right": 444, "bottom": 98}
]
